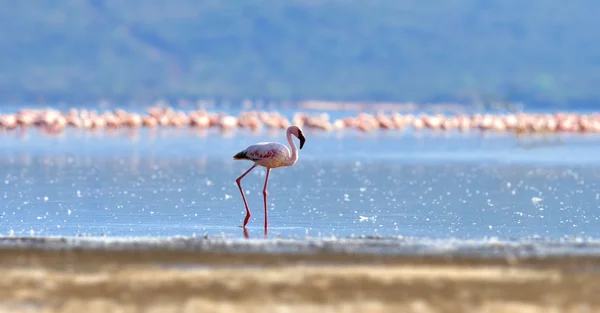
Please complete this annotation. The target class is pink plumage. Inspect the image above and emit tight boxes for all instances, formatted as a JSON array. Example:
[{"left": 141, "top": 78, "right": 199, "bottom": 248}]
[{"left": 233, "top": 125, "right": 306, "bottom": 232}]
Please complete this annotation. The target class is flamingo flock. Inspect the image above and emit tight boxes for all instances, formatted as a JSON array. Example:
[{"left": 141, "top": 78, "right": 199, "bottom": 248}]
[{"left": 1, "top": 107, "right": 600, "bottom": 136}]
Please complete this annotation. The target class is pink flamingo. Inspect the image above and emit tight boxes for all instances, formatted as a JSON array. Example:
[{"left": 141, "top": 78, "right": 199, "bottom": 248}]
[{"left": 233, "top": 125, "right": 306, "bottom": 232}]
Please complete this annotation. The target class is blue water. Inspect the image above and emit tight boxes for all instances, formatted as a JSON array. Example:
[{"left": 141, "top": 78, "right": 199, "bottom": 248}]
[{"left": 2, "top": 123, "right": 600, "bottom": 242}]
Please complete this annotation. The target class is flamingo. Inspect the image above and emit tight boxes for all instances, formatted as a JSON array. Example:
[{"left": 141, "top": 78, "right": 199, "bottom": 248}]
[{"left": 233, "top": 125, "right": 306, "bottom": 231}]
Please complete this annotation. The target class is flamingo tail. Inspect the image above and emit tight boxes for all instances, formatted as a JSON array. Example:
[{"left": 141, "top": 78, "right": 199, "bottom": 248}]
[{"left": 233, "top": 151, "right": 251, "bottom": 160}]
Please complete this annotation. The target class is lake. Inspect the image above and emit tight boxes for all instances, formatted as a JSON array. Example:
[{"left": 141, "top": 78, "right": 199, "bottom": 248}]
[{"left": 2, "top": 122, "right": 600, "bottom": 245}]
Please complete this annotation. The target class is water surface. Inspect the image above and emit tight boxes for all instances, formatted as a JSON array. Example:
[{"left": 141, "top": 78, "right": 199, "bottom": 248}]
[{"left": 2, "top": 126, "right": 600, "bottom": 241}]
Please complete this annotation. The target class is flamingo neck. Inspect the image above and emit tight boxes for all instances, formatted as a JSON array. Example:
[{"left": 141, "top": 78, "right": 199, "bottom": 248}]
[{"left": 285, "top": 129, "right": 298, "bottom": 166}]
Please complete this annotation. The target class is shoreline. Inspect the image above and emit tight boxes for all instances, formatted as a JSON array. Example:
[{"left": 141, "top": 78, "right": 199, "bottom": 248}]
[
  {"left": 0, "top": 237, "right": 600, "bottom": 313},
  {"left": 2, "top": 236, "right": 600, "bottom": 268},
  {"left": 1, "top": 238, "right": 600, "bottom": 312}
]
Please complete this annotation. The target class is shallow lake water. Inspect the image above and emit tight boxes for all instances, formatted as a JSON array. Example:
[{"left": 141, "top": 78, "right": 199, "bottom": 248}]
[{"left": 2, "top": 125, "right": 600, "bottom": 242}]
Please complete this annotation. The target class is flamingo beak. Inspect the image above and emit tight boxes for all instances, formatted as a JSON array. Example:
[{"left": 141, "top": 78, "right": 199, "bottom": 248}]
[{"left": 298, "top": 132, "right": 306, "bottom": 149}]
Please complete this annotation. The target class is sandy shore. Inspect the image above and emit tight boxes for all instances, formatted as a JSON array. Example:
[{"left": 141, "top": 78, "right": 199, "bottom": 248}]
[{"left": 0, "top": 237, "right": 599, "bottom": 312}]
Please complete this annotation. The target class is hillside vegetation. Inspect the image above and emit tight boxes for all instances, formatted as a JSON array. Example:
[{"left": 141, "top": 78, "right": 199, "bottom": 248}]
[{"left": 1, "top": 0, "right": 599, "bottom": 107}]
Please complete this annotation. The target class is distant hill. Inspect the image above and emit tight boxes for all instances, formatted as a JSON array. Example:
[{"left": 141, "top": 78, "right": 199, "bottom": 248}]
[{"left": 1, "top": 0, "right": 600, "bottom": 108}]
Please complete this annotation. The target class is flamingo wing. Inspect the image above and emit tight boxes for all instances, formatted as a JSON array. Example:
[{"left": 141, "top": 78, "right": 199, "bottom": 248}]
[{"left": 233, "top": 142, "right": 286, "bottom": 161}]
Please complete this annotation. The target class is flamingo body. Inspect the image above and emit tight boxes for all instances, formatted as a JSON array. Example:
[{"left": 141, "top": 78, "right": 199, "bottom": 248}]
[
  {"left": 233, "top": 125, "right": 306, "bottom": 231},
  {"left": 234, "top": 142, "right": 291, "bottom": 168}
]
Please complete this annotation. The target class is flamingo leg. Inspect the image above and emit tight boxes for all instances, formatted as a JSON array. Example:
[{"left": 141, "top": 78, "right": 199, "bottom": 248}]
[
  {"left": 263, "top": 167, "right": 271, "bottom": 231},
  {"left": 236, "top": 164, "right": 256, "bottom": 228}
]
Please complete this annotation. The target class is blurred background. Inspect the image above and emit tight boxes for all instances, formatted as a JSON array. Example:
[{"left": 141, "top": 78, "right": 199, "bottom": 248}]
[
  {"left": 1, "top": 0, "right": 598, "bottom": 109},
  {"left": 2, "top": 3, "right": 600, "bottom": 311}
]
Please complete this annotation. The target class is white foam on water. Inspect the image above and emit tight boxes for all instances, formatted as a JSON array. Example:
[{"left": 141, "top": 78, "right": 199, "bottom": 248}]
[{"left": 2, "top": 235, "right": 600, "bottom": 258}]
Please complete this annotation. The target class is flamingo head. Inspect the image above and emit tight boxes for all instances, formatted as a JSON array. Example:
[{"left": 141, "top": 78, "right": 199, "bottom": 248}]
[{"left": 288, "top": 125, "right": 306, "bottom": 149}]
